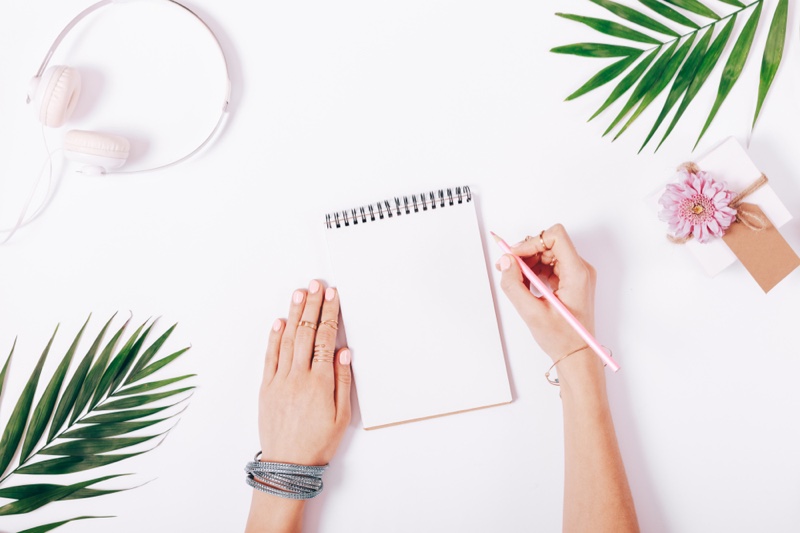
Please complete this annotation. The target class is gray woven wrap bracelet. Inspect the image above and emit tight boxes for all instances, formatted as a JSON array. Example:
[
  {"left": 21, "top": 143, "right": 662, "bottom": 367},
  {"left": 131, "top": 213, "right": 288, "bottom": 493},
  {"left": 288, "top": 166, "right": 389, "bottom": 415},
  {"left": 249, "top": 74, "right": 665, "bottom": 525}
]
[{"left": 245, "top": 451, "right": 328, "bottom": 500}]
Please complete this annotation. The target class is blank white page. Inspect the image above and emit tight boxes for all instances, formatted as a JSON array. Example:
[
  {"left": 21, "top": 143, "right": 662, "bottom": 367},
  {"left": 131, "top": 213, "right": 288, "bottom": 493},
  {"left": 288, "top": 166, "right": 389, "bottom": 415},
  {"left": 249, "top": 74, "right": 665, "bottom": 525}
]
[{"left": 325, "top": 190, "right": 511, "bottom": 429}]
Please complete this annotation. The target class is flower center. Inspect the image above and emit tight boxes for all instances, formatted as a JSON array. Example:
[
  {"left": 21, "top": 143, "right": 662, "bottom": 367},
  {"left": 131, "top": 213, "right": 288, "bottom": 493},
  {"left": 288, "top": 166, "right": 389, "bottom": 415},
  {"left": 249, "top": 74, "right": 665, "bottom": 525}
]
[{"left": 680, "top": 194, "right": 715, "bottom": 223}]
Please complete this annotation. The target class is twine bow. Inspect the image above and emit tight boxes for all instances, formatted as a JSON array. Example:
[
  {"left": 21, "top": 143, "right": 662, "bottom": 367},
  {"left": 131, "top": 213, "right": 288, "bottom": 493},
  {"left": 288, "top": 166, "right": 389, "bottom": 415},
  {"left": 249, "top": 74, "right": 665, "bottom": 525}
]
[{"left": 667, "top": 162, "right": 769, "bottom": 244}]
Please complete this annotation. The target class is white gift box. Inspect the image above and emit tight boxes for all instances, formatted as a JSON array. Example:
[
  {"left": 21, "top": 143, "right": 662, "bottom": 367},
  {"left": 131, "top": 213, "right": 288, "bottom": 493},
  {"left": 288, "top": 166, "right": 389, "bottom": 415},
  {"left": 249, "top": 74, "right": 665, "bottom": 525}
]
[{"left": 650, "top": 137, "right": 793, "bottom": 276}]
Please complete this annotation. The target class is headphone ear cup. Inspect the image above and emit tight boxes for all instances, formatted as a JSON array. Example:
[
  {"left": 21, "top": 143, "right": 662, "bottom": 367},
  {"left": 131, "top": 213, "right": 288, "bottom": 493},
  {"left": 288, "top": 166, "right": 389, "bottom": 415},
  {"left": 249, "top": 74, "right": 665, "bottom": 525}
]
[
  {"left": 63, "top": 130, "right": 130, "bottom": 174},
  {"left": 32, "top": 65, "right": 82, "bottom": 128}
]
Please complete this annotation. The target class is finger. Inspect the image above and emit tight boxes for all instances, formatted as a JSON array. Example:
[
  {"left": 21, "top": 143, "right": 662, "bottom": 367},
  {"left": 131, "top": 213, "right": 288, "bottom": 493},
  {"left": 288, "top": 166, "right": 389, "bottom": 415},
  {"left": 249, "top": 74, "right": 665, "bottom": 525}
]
[
  {"left": 293, "top": 279, "right": 325, "bottom": 371},
  {"left": 522, "top": 255, "right": 541, "bottom": 270},
  {"left": 498, "top": 254, "right": 547, "bottom": 324},
  {"left": 541, "top": 224, "right": 586, "bottom": 278},
  {"left": 311, "top": 287, "right": 340, "bottom": 376},
  {"left": 263, "top": 318, "right": 284, "bottom": 384},
  {"left": 547, "top": 272, "right": 560, "bottom": 293},
  {"left": 334, "top": 347, "right": 352, "bottom": 425},
  {"left": 277, "top": 288, "right": 306, "bottom": 375},
  {"left": 530, "top": 263, "right": 556, "bottom": 294},
  {"left": 509, "top": 232, "right": 550, "bottom": 257},
  {"left": 540, "top": 249, "right": 557, "bottom": 267}
]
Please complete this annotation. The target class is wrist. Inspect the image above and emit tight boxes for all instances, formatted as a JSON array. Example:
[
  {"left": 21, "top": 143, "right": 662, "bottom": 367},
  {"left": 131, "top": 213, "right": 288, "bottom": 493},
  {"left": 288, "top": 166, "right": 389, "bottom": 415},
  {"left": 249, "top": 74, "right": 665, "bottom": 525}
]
[
  {"left": 550, "top": 347, "right": 606, "bottom": 394},
  {"left": 246, "top": 491, "right": 306, "bottom": 533}
]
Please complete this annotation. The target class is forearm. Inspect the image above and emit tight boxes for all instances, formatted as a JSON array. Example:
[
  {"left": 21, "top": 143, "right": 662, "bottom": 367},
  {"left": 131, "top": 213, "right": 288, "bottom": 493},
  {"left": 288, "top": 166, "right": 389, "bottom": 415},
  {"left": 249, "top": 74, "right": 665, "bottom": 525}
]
[
  {"left": 245, "top": 491, "right": 305, "bottom": 533},
  {"left": 558, "top": 350, "right": 638, "bottom": 533}
]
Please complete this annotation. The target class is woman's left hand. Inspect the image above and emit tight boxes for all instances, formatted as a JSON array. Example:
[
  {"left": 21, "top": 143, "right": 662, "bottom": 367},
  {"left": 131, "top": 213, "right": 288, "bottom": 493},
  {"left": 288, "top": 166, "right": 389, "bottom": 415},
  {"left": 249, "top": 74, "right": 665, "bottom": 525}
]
[{"left": 258, "top": 279, "right": 352, "bottom": 466}]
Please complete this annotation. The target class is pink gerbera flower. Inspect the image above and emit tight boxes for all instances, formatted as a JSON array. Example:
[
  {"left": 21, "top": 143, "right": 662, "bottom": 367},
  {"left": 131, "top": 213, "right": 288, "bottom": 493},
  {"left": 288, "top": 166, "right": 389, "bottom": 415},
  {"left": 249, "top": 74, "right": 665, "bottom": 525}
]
[{"left": 658, "top": 169, "right": 737, "bottom": 243}]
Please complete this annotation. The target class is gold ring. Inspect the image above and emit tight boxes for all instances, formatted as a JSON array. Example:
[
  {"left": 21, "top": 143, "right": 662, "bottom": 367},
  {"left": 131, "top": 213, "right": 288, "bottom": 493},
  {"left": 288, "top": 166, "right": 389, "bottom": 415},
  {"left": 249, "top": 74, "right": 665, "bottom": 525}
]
[
  {"left": 312, "top": 356, "right": 335, "bottom": 363},
  {"left": 314, "top": 343, "right": 335, "bottom": 357},
  {"left": 320, "top": 320, "right": 338, "bottom": 330},
  {"left": 539, "top": 230, "right": 551, "bottom": 251},
  {"left": 298, "top": 321, "right": 317, "bottom": 330}
]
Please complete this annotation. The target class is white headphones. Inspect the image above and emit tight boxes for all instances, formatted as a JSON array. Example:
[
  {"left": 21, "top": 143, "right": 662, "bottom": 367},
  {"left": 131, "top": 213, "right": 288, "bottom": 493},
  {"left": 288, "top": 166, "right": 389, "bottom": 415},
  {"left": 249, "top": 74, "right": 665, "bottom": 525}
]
[{"left": 27, "top": 0, "right": 232, "bottom": 175}]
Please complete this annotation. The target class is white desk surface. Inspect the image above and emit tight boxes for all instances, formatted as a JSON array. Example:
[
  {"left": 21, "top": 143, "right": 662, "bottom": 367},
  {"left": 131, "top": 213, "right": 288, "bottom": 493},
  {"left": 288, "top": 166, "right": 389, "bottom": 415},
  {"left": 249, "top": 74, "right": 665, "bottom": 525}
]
[{"left": 2, "top": 1, "right": 800, "bottom": 531}]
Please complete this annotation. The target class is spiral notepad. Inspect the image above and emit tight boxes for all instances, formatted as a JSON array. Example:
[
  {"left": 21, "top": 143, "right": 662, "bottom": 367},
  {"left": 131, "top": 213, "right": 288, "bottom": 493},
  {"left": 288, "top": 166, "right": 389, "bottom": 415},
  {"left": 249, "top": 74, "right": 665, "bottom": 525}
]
[{"left": 325, "top": 186, "right": 511, "bottom": 429}]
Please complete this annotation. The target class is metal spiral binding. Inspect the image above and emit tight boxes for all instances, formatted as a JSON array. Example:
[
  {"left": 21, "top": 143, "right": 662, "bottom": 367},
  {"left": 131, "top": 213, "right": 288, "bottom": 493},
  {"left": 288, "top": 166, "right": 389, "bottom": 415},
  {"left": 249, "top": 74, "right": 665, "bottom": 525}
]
[{"left": 325, "top": 186, "right": 472, "bottom": 229}]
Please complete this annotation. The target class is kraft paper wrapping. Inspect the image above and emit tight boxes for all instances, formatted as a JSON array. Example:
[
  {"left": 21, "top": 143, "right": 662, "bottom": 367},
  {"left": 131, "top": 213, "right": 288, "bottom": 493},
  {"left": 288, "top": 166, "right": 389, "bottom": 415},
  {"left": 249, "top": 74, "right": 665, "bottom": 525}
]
[{"left": 722, "top": 203, "right": 800, "bottom": 293}]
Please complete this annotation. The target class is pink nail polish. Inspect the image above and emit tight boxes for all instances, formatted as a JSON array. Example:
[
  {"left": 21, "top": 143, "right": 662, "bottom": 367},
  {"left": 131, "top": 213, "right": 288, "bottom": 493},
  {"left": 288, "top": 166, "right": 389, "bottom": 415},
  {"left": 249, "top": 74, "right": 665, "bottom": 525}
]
[
  {"left": 325, "top": 287, "right": 336, "bottom": 301},
  {"left": 293, "top": 290, "right": 304, "bottom": 304},
  {"left": 309, "top": 280, "right": 321, "bottom": 294},
  {"left": 272, "top": 319, "right": 282, "bottom": 331},
  {"left": 499, "top": 255, "right": 512, "bottom": 271},
  {"left": 339, "top": 349, "right": 351, "bottom": 365}
]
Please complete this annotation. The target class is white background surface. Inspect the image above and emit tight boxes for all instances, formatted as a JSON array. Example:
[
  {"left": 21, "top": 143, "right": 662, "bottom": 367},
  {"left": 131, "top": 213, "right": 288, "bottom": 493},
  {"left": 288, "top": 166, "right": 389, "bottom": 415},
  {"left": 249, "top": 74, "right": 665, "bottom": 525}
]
[{"left": 1, "top": 0, "right": 800, "bottom": 531}]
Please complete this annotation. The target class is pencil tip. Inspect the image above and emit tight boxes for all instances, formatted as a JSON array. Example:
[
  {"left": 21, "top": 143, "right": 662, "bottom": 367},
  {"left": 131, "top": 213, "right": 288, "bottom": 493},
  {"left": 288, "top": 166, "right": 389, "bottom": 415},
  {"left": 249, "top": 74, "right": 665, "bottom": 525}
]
[{"left": 489, "top": 231, "right": 501, "bottom": 243}]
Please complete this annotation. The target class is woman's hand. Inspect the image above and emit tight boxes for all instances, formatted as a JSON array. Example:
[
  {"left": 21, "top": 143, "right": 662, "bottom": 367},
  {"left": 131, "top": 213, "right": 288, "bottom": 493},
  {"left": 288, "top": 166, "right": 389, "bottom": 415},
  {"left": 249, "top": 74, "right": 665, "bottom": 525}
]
[
  {"left": 496, "top": 224, "right": 598, "bottom": 364},
  {"left": 497, "top": 225, "right": 639, "bottom": 532},
  {"left": 246, "top": 280, "right": 352, "bottom": 533},
  {"left": 259, "top": 279, "right": 352, "bottom": 465}
]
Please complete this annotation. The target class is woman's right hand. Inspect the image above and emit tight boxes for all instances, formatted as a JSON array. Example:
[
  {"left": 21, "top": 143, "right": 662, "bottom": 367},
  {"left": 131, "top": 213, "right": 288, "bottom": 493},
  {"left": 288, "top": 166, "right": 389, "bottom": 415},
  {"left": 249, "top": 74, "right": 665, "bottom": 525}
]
[
  {"left": 496, "top": 224, "right": 598, "bottom": 366},
  {"left": 499, "top": 226, "right": 639, "bottom": 532}
]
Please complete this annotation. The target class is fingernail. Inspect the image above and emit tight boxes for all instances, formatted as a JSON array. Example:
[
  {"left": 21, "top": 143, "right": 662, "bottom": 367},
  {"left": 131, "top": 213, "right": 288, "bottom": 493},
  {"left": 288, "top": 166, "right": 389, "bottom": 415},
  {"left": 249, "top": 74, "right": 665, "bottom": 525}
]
[
  {"left": 500, "top": 255, "right": 512, "bottom": 271},
  {"left": 325, "top": 287, "right": 336, "bottom": 301},
  {"left": 309, "top": 280, "right": 321, "bottom": 294},
  {"left": 339, "top": 349, "right": 351, "bottom": 365},
  {"left": 272, "top": 319, "right": 282, "bottom": 331},
  {"left": 293, "top": 290, "right": 305, "bottom": 304}
]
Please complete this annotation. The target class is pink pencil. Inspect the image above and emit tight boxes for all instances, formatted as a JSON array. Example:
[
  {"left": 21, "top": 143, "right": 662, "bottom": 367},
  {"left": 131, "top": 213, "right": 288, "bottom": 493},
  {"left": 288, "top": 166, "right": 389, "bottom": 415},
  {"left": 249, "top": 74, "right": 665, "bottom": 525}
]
[{"left": 490, "top": 231, "right": 620, "bottom": 373}]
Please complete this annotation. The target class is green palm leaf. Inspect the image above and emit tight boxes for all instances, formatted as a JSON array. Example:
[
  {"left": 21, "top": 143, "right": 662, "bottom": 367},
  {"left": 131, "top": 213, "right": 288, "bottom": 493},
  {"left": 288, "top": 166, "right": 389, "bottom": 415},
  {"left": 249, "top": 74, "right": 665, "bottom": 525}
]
[
  {"left": 553, "top": 0, "right": 787, "bottom": 151},
  {"left": 0, "top": 327, "right": 57, "bottom": 477},
  {"left": 567, "top": 56, "right": 637, "bottom": 101},
  {"left": 80, "top": 403, "right": 181, "bottom": 424},
  {"left": 614, "top": 34, "right": 697, "bottom": 139},
  {"left": 657, "top": 15, "right": 737, "bottom": 149},
  {"left": 663, "top": 0, "right": 720, "bottom": 19},
  {"left": 60, "top": 418, "right": 168, "bottom": 440},
  {"left": 0, "top": 478, "right": 130, "bottom": 500},
  {"left": 49, "top": 314, "right": 115, "bottom": 440},
  {"left": 590, "top": 47, "right": 660, "bottom": 120},
  {"left": 0, "top": 340, "right": 13, "bottom": 400},
  {"left": 18, "top": 516, "right": 113, "bottom": 533},
  {"left": 603, "top": 40, "right": 680, "bottom": 135},
  {"left": 70, "top": 318, "right": 129, "bottom": 424},
  {"left": 0, "top": 475, "right": 123, "bottom": 515},
  {"left": 98, "top": 387, "right": 193, "bottom": 411},
  {"left": 16, "top": 452, "right": 149, "bottom": 476},
  {"left": 753, "top": 0, "right": 788, "bottom": 126},
  {"left": 590, "top": 0, "right": 680, "bottom": 37},
  {"left": 556, "top": 14, "right": 662, "bottom": 44},
  {"left": 20, "top": 318, "right": 89, "bottom": 462},
  {"left": 40, "top": 435, "right": 161, "bottom": 456},
  {"left": 125, "top": 323, "right": 176, "bottom": 383},
  {"left": 639, "top": 0, "right": 700, "bottom": 29},
  {"left": 550, "top": 43, "right": 644, "bottom": 57},
  {"left": 0, "top": 315, "right": 193, "bottom": 532},
  {"left": 90, "top": 320, "right": 149, "bottom": 410},
  {"left": 695, "top": 2, "right": 761, "bottom": 147},
  {"left": 130, "top": 347, "right": 191, "bottom": 382},
  {"left": 115, "top": 374, "right": 196, "bottom": 396},
  {"left": 640, "top": 28, "right": 712, "bottom": 151}
]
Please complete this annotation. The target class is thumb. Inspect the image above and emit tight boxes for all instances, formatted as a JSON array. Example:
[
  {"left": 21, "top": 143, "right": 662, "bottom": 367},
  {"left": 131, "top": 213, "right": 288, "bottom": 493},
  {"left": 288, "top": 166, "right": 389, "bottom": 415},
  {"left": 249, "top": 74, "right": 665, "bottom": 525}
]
[
  {"left": 498, "top": 254, "right": 546, "bottom": 325},
  {"left": 334, "top": 347, "right": 352, "bottom": 425}
]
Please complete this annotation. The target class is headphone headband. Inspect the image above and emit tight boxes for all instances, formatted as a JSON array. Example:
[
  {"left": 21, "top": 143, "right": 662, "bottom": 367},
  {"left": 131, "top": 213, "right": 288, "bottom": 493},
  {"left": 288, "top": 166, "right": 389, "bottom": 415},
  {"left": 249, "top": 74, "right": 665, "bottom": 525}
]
[{"left": 30, "top": 0, "right": 233, "bottom": 174}]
